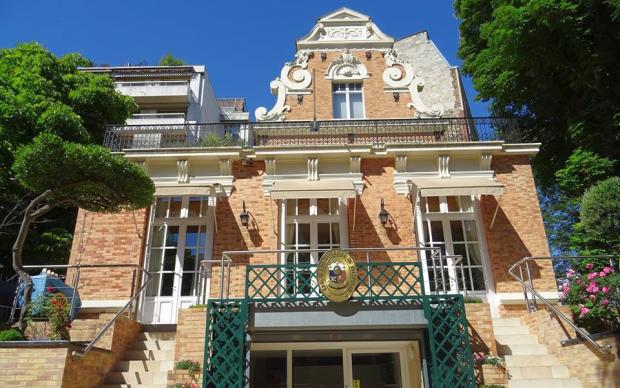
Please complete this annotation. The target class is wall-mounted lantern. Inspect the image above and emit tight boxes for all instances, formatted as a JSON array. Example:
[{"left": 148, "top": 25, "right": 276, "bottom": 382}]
[
  {"left": 320, "top": 52, "right": 327, "bottom": 61},
  {"left": 365, "top": 51, "right": 372, "bottom": 60},
  {"left": 239, "top": 200, "right": 250, "bottom": 227},
  {"left": 393, "top": 92, "right": 400, "bottom": 103},
  {"left": 379, "top": 198, "right": 389, "bottom": 226},
  {"left": 297, "top": 94, "right": 304, "bottom": 104}
]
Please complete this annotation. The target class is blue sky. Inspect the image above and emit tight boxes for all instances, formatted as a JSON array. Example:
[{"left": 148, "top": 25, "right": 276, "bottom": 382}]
[{"left": 0, "top": 1, "right": 490, "bottom": 118}]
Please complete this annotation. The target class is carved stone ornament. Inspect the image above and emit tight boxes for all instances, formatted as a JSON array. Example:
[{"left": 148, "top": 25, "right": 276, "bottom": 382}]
[
  {"left": 326, "top": 49, "right": 369, "bottom": 80},
  {"left": 255, "top": 50, "right": 313, "bottom": 121},
  {"left": 382, "top": 49, "right": 444, "bottom": 118}
]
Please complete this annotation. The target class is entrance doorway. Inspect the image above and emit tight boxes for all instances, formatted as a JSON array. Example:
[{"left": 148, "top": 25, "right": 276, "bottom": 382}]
[{"left": 250, "top": 341, "right": 422, "bottom": 388}]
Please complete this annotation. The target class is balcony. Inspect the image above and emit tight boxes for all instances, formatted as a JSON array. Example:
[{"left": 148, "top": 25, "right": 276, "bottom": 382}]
[
  {"left": 103, "top": 117, "right": 519, "bottom": 151},
  {"left": 115, "top": 80, "right": 190, "bottom": 104},
  {"left": 125, "top": 113, "right": 186, "bottom": 125}
]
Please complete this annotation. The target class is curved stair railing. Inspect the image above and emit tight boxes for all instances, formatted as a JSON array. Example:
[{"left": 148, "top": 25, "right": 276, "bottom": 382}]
[{"left": 508, "top": 255, "right": 615, "bottom": 353}]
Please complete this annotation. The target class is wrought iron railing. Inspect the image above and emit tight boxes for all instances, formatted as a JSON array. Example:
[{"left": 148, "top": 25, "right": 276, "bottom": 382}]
[{"left": 103, "top": 117, "right": 519, "bottom": 151}]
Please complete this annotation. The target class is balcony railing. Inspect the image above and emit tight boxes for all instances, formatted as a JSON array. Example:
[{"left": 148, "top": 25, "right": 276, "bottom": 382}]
[{"left": 103, "top": 117, "right": 519, "bottom": 151}]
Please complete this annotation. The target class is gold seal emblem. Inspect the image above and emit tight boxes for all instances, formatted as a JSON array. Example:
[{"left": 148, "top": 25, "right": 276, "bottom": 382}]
[{"left": 317, "top": 249, "right": 358, "bottom": 303}]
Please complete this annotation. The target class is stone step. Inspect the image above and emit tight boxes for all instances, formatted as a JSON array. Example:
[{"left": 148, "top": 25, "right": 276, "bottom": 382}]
[
  {"left": 509, "top": 365, "right": 571, "bottom": 379},
  {"left": 496, "top": 334, "right": 539, "bottom": 344},
  {"left": 137, "top": 331, "right": 176, "bottom": 341},
  {"left": 129, "top": 340, "right": 175, "bottom": 351},
  {"left": 505, "top": 354, "right": 561, "bottom": 367},
  {"left": 122, "top": 349, "right": 174, "bottom": 361},
  {"left": 497, "top": 343, "right": 548, "bottom": 355},
  {"left": 509, "top": 378, "right": 581, "bottom": 388},
  {"left": 105, "top": 371, "right": 168, "bottom": 385},
  {"left": 491, "top": 317, "right": 522, "bottom": 327},
  {"left": 113, "top": 360, "right": 175, "bottom": 373},
  {"left": 492, "top": 324, "right": 530, "bottom": 335}
]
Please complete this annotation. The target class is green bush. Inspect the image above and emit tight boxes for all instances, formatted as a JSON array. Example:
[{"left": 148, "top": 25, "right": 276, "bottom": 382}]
[
  {"left": 579, "top": 177, "right": 620, "bottom": 251},
  {"left": 463, "top": 296, "right": 483, "bottom": 303},
  {"left": 0, "top": 328, "right": 25, "bottom": 341}
]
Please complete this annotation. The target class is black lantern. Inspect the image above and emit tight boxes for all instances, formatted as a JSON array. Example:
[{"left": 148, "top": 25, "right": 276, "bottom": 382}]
[
  {"left": 379, "top": 198, "right": 389, "bottom": 226},
  {"left": 393, "top": 92, "right": 400, "bottom": 102},
  {"left": 239, "top": 200, "right": 250, "bottom": 227}
]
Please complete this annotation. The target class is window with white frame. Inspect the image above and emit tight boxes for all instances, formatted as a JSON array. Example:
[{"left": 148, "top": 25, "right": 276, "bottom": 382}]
[
  {"left": 332, "top": 83, "right": 364, "bottom": 119},
  {"left": 146, "top": 196, "right": 211, "bottom": 299},
  {"left": 282, "top": 198, "right": 345, "bottom": 294},
  {"left": 419, "top": 195, "right": 487, "bottom": 292}
]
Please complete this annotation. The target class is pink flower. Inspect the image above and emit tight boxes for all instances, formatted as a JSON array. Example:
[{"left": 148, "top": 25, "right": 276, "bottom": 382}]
[
  {"left": 589, "top": 294, "right": 597, "bottom": 301},
  {"left": 586, "top": 263, "right": 594, "bottom": 270},
  {"left": 576, "top": 279, "right": 583, "bottom": 285},
  {"left": 566, "top": 269, "right": 576, "bottom": 278},
  {"left": 602, "top": 286, "right": 609, "bottom": 294},
  {"left": 599, "top": 271, "right": 607, "bottom": 278},
  {"left": 561, "top": 283, "right": 569, "bottom": 292},
  {"left": 46, "top": 287, "right": 54, "bottom": 292},
  {"left": 580, "top": 306, "right": 590, "bottom": 316},
  {"left": 601, "top": 299, "right": 609, "bottom": 306},
  {"left": 588, "top": 272, "right": 598, "bottom": 280},
  {"left": 603, "top": 267, "right": 613, "bottom": 274},
  {"left": 586, "top": 283, "right": 599, "bottom": 294}
]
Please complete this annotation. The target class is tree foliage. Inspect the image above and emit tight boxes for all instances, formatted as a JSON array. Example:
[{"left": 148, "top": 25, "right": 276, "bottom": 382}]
[
  {"left": 0, "top": 42, "right": 137, "bottom": 275},
  {"left": 158, "top": 53, "right": 186, "bottom": 66}
]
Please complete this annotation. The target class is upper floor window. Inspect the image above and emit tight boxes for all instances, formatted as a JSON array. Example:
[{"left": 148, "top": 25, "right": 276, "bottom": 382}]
[{"left": 332, "top": 83, "right": 364, "bottom": 119}]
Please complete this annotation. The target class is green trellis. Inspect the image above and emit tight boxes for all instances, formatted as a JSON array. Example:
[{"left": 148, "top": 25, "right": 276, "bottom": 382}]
[
  {"left": 424, "top": 294, "right": 476, "bottom": 388},
  {"left": 203, "top": 263, "right": 476, "bottom": 388}
]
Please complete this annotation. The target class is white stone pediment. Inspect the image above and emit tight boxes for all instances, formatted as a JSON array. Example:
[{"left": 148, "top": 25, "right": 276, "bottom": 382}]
[{"left": 297, "top": 7, "right": 394, "bottom": 50}]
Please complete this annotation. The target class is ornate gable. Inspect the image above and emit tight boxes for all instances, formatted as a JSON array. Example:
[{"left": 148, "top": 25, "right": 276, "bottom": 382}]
[{"left": 297, "top": 7, "right": 394, "bottom": 50}]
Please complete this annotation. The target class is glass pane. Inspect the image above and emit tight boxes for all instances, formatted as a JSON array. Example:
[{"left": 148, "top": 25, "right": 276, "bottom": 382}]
[
  {"left": 447, "top": 196, "right": 459, "bottom": 212},
  {"left": 330, "top": 198, "right": 339, "bottom": 215},
  {"left": 460, "top": 195, "right": 473, "bottom": 212},
  {"left": 464, "top": 220, "right": 478, "bottom": 241},
  {"left": 286, "top": 224, "right": 296, "bottom": 246},
  {"left": 188, "top": 197, "right": 202, "bottom": 217},
  {"left": 429, "top": 221, "right": 444, "bottom": 242},
  {"left": 468, "top": 243, "right": 482, "bottom": 265},
  {"left": 333, "top": 93, "right": 347, "bottom": 119},
  {"left": 286, "top": 252, "right": 295, "bottom": 265},
  {"left": 250, "top": 351, "right": 286, "bottom": 388},
  {"left": 183, "top": 248, "right": 197, "bottom": 271},
  {"left": 146, "top": 274, "right": 160, "bottom": 297},
  {"left": 297, "top": 252, "right": 310, "bottom": 264},
  {"left": 166, "top": 226, "right": 179, "bottom": 246},
  {"left": 163, "top": 249, "right": 177, "bottom": 271},
  {"left": 298, "top": 224, "right": 310, "bottom": 245},
  {"left": 293, "top": 350, "right": 343, "bottom": 388},
  {"left": 331, "top": 223, "right": 340, "bottom": 245},
  {"left": 151, "top": 225, "right": 165, "bottom": 247},
  {"left": 160, "top": 273, "right": 174, "bottom": 296},
  {"left": 317, "top": 223, "right": 330, "bottom": 245},
  {"left": 426, "top": 197, "right": 440, "bottom": 212},
  {"left": 349, "top": 93, "right": 364, "bottom": 118},
  {"left": 286, "top": 199, "right": 296, "bottom": 216},
  {"left": 180, "top": 272, "right": 195, "bottom": 296},
  {"left": 168, "top": 197, "right": 182, "bottom": 217},
  {"left": 148, "top": 249, "right": 163, "bottom": 272},
  {"left": 352, "top": 352, "right": 402, "bottom": 388},
  {"left": 450, "top": 220, "right": 464, "bottom": 241},
  {"left": 453, "top": 244, "right": 467, "bottom": 265},
  {"left": 185, "top": 226, "right": 199, "bottom": 246},
  {"left": 317, "top": 198, "right": 330, "bottom": 215},
  {"left": 298, "top": 199, "right": 310, "bottom": 215},
  {"left": 350, "top": 83, "right": 362, "bottom": 91},
  {"left": 472, "top": 268, "right": 486, "bottom": 290},
  {"left": 154, "top": 198, "right": 169, "bottom": 218}
]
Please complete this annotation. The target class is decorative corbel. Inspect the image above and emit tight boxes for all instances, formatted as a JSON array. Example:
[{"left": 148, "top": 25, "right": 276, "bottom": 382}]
[
  {"left": 307, "top": 158, "right": 319, "bottom": 181},
  {"left": 177, "top": 160, "right": 189, "bottom": 183},
  {"left": 438, "top": 155, "right": 450, "bottom": 178}
]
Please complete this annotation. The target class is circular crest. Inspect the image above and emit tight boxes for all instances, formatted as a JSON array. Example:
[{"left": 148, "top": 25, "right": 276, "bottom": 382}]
[{"left": 317, "top": 249, "right": 358, "bottom": 303}]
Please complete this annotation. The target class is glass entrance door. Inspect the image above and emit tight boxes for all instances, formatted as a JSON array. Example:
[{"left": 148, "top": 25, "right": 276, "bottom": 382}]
[{"left": 349, "top": 351, "right": 403, "bottom": 388}]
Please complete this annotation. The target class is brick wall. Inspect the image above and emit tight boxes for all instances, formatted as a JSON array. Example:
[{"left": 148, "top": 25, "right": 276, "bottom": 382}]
[
  {"left": 521, "top": 308, "right": 620, "bottom": 387},
  {"left": 68, "top": 208, "right": 149, "bottom": 300},
  {"left": 480, "top": 155, "right": 556, "bottom": 295},
  {"left": 170, "top": 307, "right": 207, "bottom": 386},
  {"left": 465, "top": 303, "right": 497, "bottom": 357},
  {"left": 0, "top": 345, "right": 68, "bottom": 387}
]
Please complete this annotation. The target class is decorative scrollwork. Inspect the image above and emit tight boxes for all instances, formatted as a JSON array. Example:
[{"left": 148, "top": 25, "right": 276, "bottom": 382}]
[{"left": 254, "top": 79, "right": 291, "bottom": 122}]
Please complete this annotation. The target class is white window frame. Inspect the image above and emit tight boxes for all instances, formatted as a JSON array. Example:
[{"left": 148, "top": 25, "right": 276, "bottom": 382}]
[
  {"left": 415, "top": 195, "right": 492, "bottom": 296},
  {"left": 332, "top": 82, "right": 365, "bottom": 119}
]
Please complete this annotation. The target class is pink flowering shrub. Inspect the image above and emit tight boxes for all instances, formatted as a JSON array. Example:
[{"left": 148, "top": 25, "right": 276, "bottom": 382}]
[{"left": 560, "top": 258, "right": 620, "bottom": 333}]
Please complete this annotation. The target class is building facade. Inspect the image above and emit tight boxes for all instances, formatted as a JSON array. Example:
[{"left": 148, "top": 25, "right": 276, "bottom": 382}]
[{"left": 57, "top": 7, "right": 578, "bottom": 388}]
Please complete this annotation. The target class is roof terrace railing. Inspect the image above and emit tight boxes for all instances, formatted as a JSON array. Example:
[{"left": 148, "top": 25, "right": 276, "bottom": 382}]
[{"left": 103, "top": 117, "right": 520, "bottom": 151}]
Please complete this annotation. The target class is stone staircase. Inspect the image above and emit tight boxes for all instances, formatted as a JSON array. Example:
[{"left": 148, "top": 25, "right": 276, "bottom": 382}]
[
  {"left": 493, "top": 317, "right": 581, "bottom": 388},
  {"left": 101, "top": 330, "right": 176, "bottom": 388}
]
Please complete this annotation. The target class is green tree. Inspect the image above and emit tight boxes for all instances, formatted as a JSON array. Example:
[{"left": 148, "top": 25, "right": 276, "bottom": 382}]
[
  {"left": 12, "top": 133, "right": 154, "bottom": 329},
  {"left": 158, "top": 53, "right": 186, "bottom": 66},
  {"left": 0, "top": 42, "right": 137, "bottom": 276}
]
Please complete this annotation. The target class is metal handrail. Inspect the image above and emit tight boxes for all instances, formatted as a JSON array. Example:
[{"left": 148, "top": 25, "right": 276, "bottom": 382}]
[
  {"left": 198, "top": 246, "right": 472, "bottom": 301},
  {"left": 508, "top": 255, "right": 615, "bottom": 353},
  {"left": 14, "top": 263, "right": 152, "bottom": 359}
]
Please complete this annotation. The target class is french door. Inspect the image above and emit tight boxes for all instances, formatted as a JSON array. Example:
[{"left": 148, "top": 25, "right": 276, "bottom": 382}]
[{"left": 141, "top": 196, "right": 212, "bottom": 324}]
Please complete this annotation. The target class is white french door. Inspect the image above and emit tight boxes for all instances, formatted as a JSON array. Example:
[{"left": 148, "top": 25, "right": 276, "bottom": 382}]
[{"left": 141, "top": 196, "right": 213, "bottom": 324}]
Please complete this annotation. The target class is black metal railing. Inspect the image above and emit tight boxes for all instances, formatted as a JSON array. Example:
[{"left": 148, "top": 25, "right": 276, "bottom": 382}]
[{"left": 103, "top": 117, "right": 519, "bottom": 151}]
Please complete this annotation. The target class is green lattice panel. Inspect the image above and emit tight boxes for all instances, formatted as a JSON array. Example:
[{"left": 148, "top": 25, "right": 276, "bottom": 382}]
[
  {"left": 424, "top": 295, "right": 476, "bottom": 388},
  {"left": 203, "top": 299, "right": 248, "bottom": 388}
]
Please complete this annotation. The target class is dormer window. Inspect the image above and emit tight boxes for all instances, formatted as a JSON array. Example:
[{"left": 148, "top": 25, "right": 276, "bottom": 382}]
[{"left": 332, "top": 83, "right": 364, "bottom": 119}]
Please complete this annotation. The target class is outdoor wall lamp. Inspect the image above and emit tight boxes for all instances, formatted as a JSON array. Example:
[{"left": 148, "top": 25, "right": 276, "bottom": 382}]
[
  {"left": 320, "top": 52, "right": 327, "bottom": 61},
  {"left": 239, "top": 200, "right": 250, "bottom": 227},
  {"left": 365, "top": 51, "right": 372, "bottom": 60},
  {"left": 297, "top": 94, "right": 304, "bottom": 104},
  {"left": 379, "top": 198, "right": 389, "bottom": 226},
  {"left": 393, "top": 92, "right": 400, "bottom": 102}
]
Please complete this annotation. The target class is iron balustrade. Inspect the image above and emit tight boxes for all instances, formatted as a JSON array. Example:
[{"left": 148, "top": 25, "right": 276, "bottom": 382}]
[{"left": 103, "top": 117, "right": 519, "bottom": 151}]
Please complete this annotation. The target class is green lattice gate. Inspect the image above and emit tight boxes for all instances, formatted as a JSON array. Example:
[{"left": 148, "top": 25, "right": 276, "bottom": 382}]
[
  {"left": 424, "top": 295, "right": 476, "bottom": 388},
  {"left": 202, "top": 299, "right": 248, "bottom": 388}
]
